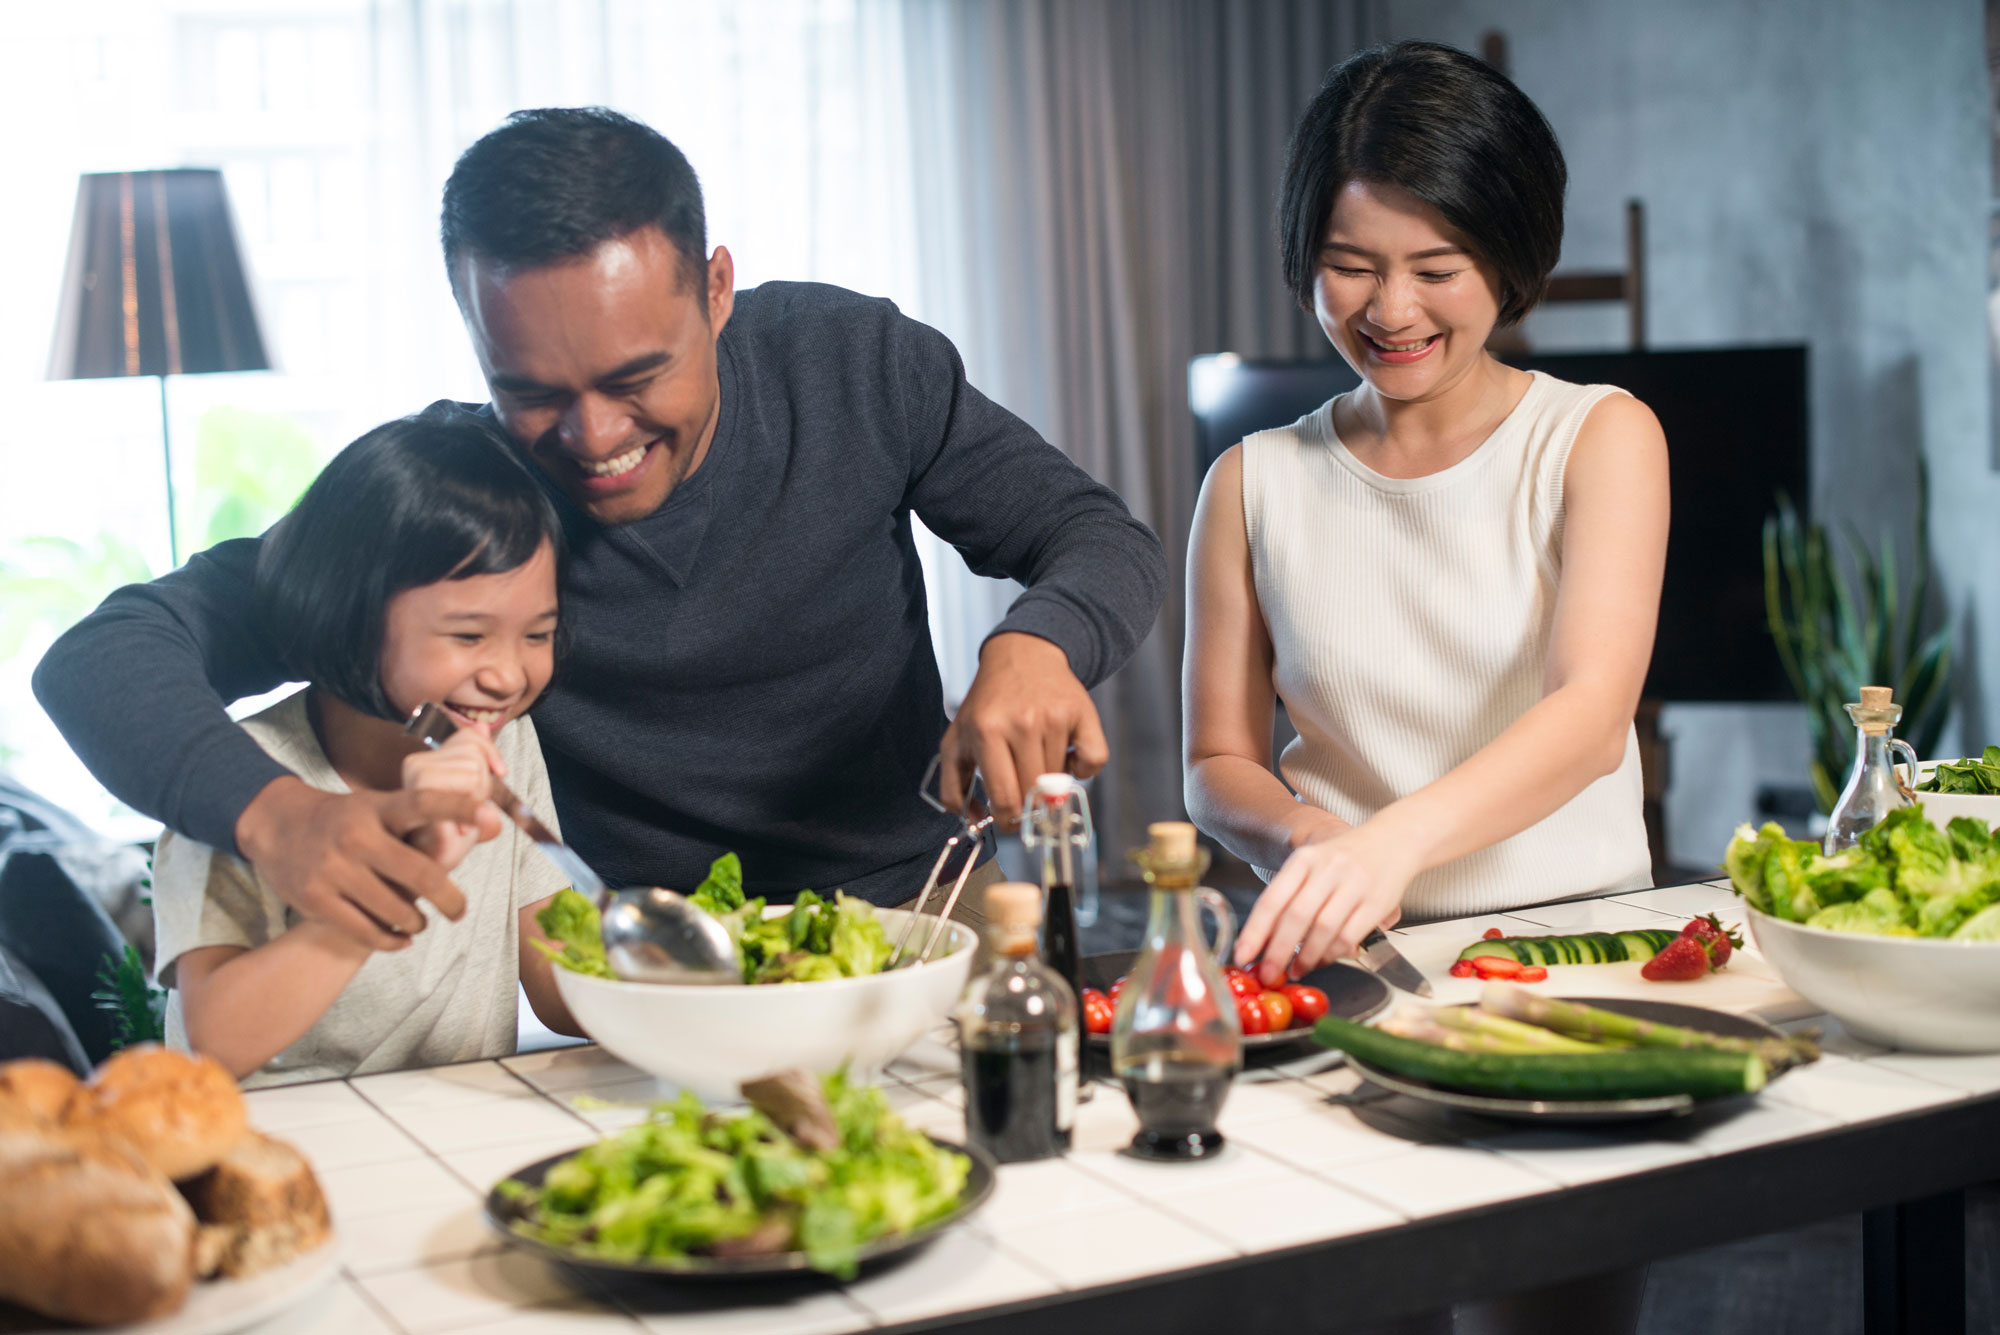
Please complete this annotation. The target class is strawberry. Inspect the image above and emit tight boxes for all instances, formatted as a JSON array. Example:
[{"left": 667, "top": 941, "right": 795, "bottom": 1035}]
[
  {"left": 1482, "top": 927, "right": 1505, "bottom": 940},
  {"left": 1449, "top": 959, "right": 1476, "bottom": 978},
  {"left": 1517, "top": 965, "right": 1548, "bottom": 983},
  {"left": 1679, "top": 914, "right": 1742, "bottom": 968},
  {"left": 1641, "top": 934, "right": 1717, "bottom": 981}
]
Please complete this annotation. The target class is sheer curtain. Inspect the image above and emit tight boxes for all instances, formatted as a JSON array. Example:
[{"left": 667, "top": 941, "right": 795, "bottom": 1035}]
[{"left": 899, "top": 0, "right": 1379, "bottom": 857}]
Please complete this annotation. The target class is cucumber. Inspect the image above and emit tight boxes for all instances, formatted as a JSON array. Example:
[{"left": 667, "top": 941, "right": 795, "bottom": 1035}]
[
  {"left": 1314, "top": 1015, "right": 1766, "bottom": 1100},
  {"left": 1458, "top": 928, "right": 1679, "bottom": 965}
]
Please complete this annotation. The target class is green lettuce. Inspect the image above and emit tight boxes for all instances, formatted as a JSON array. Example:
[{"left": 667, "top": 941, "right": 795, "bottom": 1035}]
[
  {"left": 1915, "top": 746, "right": 2000, "bottom": 795},
  {"left": 498, "top": 1071, "right": 969, "bottom": 1279},
  {"left": 531, "top": 888, "right": 615, "bottom": 978}
]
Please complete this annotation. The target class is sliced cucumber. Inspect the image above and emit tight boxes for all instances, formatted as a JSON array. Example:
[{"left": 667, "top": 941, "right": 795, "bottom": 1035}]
[
  {"left": 1314, "top": 1015, "right": 1765, "bottom": 1100},
  {"left": 1458, "top": 928, "right": 1681, "bottom": 965}
]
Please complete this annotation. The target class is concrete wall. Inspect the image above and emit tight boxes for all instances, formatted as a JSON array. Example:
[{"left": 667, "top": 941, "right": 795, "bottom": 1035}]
[{"left": 1381, "top": 0, "right": 1996, "bottom": 867}]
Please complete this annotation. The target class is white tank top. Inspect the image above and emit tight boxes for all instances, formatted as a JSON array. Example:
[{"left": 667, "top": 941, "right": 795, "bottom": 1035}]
[{"left": 1241, "top": 370, "right": 1652, "bottom": 919}]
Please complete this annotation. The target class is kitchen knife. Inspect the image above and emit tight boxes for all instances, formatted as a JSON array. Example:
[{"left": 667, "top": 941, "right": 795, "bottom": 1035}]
[{"left": 1358, "top": 928, "right": 1433, "bottom": 997}]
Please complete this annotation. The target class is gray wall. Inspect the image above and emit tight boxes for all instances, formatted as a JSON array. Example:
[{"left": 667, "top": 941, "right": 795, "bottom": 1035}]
[{"left": 1382, "top": 0, "right": 1996, "bottom": 867}]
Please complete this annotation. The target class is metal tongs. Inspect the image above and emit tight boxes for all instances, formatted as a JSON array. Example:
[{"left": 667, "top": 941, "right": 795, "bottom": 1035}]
[{"left": 887, "top": 756, "right": 994, "bottom": 968}]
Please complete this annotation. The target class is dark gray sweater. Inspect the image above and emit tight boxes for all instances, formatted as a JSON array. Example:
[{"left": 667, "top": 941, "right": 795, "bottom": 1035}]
[{"left": 33, "top": 282, "right": 1166, "bottom": 905}]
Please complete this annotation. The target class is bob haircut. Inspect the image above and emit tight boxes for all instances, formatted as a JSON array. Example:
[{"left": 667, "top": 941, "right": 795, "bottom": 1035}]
[
  {"left": 256, "top": 400, "right": 568, "bottom": 723},
  {"left": 1276, "top": 41, "right": 1567, "bottom": 328},
  {"left": 441, "top": 107, "right": 707, "bottom": 295}
]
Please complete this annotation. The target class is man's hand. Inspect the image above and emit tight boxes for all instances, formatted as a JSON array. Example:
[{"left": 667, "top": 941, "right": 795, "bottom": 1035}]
[
  {"left": 400, "top": 731, "right": 507, "bottom": 871},
  {"left": 938, "top": 632, "right": 1108, "bottom": 830},
  {"left": 234, "top": 776, "right": 483, "bottom": 951}
]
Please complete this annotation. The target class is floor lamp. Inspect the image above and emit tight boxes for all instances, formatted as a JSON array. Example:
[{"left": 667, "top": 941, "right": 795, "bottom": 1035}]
[{"left": 46, "top": 169, "right": 270, "bottom": 567}]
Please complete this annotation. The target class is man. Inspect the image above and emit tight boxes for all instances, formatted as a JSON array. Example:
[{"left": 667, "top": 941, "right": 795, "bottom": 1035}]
[{"left": 34, "top": 108, "right": 1164, "bottom": 951}]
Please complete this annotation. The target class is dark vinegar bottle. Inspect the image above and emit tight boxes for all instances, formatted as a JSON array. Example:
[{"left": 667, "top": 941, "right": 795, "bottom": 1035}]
[{"left": 955, "top": 882, "right": 1078, "bottom": 1163}]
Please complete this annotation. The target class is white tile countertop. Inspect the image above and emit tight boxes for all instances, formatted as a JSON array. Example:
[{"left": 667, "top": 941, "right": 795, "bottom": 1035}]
[{"left": 237, "top": 883, "right": 2000, "bottom": 1335}]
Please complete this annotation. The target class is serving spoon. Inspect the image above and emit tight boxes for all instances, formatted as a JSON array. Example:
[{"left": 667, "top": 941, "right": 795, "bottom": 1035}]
[{"left": 403, "top": 703, "right": 737, "bottom": 985}]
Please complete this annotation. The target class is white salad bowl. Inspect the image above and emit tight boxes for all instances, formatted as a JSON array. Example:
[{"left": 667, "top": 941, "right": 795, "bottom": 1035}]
[
  {"left": 1746, "top": 907, "right": 2000, "bottom": 1052},
  {"left": 553, "top": 908, "right": 976, "bottom": 1101},
  {"left": 1908, "top": 761, "right": 2000, "bottom": 832}
]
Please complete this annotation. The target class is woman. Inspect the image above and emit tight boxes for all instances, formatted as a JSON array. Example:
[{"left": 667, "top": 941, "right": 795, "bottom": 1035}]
[
  {"left": 1183, "top": 40, "right": 1667, "bottom": 1335},
  {"left": 1186, "top": 41, "right": 1667, "bottom": 988}
]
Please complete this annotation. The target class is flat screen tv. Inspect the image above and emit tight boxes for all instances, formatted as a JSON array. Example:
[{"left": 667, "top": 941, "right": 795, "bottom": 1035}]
[{"left": 1187, "top": 346, "right": 1810, "bottom": 704}]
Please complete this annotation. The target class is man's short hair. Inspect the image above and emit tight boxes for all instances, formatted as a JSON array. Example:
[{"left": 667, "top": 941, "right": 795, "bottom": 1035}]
[
  {"left": 256, "top": 401, "right": 569, "bottom": 721},
  {"left": 1276, "top": 42, "right": 1567, "bottom": 328},
  {"left": 441, "top": 107, "right": 707, "bottom": 294}
]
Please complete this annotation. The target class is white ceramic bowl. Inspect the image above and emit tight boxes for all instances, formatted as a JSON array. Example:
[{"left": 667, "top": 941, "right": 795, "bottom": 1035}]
[
  {"left": 553, "top": 908, "right": 976, "bottom": 1100},
  {"left": 1746, "top": 907, "right": 2000, "bottom": 1052},
  {"left": 1909, "top": 760, "right": 2000, "bottom": 832}
]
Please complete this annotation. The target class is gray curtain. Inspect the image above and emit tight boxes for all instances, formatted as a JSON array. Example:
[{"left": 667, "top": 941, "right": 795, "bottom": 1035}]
[{"left": 902, "top": 0, "right": 1380, "bottom": 863}]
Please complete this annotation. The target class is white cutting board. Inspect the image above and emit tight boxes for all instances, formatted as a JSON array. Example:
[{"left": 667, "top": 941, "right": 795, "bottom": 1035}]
[{"left": 1385, "top": 888, "right": 1817, "bottom": 1023}]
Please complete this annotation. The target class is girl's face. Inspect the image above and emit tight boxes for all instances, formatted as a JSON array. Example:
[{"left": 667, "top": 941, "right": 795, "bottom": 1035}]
[
  {"left": 379, "top": 540, "right": 559, "bottom": 737},
  {"left": 1312, "top": 179, "right": 1506, "bottom": 404}
]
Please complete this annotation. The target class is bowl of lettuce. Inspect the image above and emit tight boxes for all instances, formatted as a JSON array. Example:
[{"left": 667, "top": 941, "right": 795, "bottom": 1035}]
[
  {"left": 1723, "top": 811, "right": 2000, "bottom": 1052},
  {"left": 536, "top": 855, "right": 976, "bottom": 1099},
  {"left": 1911, "top": 752, "right": 2000, "bottom": 832}
]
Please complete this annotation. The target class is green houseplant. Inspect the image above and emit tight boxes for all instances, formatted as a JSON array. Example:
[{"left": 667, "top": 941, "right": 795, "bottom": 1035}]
[{"left": 1762, "top": 465, "right": 1951, "bottom": 814}]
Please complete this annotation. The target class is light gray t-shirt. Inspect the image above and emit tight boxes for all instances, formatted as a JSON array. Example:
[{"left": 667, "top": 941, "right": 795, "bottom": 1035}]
[{"left": 151, "top": 690, "right": 568, "bottom": 1088}]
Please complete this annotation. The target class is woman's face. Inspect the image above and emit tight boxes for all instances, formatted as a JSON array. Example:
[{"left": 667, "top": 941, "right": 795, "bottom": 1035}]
[
  {"left": 1312, "top": 179, "right": 1506, "bottom": 404},
  {"left": 379, "top": 540, "right": 559, "bottom": 738}
]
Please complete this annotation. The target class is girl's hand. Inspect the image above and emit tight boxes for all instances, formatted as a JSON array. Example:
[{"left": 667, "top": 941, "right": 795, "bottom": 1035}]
[
  {"left": 401, "top": 731, "right": 505, "bottom": 871},
  {"left": 1233, "top": 822, "right": 1420, "bottom": 987}
]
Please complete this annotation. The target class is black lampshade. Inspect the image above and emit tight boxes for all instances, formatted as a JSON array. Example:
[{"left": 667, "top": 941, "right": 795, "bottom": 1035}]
[{"left": 47, "top": 169, "right": 270, "bottom": 381}]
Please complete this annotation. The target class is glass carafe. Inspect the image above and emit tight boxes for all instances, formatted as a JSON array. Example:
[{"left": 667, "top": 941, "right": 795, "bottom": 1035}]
[
  {"left": 1110, "top": 822, "right": 1241, "bottom": 1161},
  {"left": 1824, "top": 685, "right": 1920, "bottom": 855}
]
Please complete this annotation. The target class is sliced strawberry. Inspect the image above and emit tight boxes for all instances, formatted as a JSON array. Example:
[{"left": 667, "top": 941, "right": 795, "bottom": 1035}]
[
  {"left": 1472, "top": 955, "right": 1524, "bottom": 979},
  {"left": 1640, "top": 934, "right": 1714, "bottom": 981},
  {"left": 1517, "top": 965, "right": 1549, "bottom": 983},
  {"left": 1482, "top": 927, "right": 1505, "bottom": 940},
  {"left": 1449, "top": 959, "right": 1477, "bottom": 979},
  {"left": 1679, "top": 914, "right": 1742, "bottom": 968}
]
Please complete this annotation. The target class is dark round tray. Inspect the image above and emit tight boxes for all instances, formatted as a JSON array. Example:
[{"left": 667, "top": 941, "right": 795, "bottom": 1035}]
[
  {"left": 485, "top": 1136, "right": 995, "bottom": 1281},
  {"left": 1080, "top": 952, "right": 1391, "bottom": 1050}
]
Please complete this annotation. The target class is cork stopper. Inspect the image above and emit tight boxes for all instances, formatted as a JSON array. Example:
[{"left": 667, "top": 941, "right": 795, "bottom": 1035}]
[
  {"left": 1848, "top": 685, "right": 1901, "bottom": 736},
  {"left": 984, "top": 882, "right": 1043, "bottom": 931},
  {"left": 1147, "top": 822, "right": 1198, "bottom": 862}
]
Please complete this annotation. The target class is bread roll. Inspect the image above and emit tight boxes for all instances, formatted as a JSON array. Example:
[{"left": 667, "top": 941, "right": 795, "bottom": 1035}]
[
  {"left": 0, "top": 1059, "right": 81, "bottom": 1123},
  {"left": 64, "top": 1044, "right": 246, "bottom": 1181},
  {"left": 180, "top": 1131, "right": 331, "bottom": 1279},
  {"left": 0, "top": 1105, "right": 196, "bottom": 1325}
]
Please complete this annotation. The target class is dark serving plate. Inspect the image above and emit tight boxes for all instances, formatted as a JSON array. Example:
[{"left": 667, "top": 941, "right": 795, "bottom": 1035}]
[
  {"left": 1343, "top": 997, "right": 1792, "bottom": 1125},
  {"left": 1080, "top": 952, "right": 1391, "bottom": 1050},
  {"left": 484, "top": 1136, "right": 995, "bottom": 1281}
]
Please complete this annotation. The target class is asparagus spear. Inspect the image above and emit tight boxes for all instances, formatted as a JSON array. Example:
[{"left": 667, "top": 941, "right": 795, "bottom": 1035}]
[
  {"left": 1480, "top": 982, "right": 1819, "bottom": 1071},
  {"left": 1376, "top": 1011, "right": 1554, "bottom": 1054},
  {"left": 1431, "top": 1005, "right": 1616, "bottom": 1053}
]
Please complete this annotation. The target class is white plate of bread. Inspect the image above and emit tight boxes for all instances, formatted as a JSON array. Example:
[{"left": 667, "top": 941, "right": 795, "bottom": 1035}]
[{"left": 0, "top": 1047, "right": 337, "bottom": 1331}]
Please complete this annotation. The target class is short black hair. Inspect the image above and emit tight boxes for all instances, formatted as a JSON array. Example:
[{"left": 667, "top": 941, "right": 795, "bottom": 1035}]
[
  {"left": 440, "top": 106, "right": 707, "bottom": 293},
  {"left": 1276, "top": 41, "right": 1567, "bottom": 327},
  {"left": 257, "top": 400, "right": 568, "bottom": 722}
]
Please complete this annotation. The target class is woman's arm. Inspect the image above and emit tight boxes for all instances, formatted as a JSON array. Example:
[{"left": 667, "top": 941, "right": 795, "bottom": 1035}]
[
  {"left": 518, "top": 898, "right": 584, "bottom": 1037},
  {"left": 1183, "top": 445, "right": 1353, "bottom": 871},
  {"left": 1234, "top": 395, "right": 1671, "bottom": 982},
  {"left": 175, "top": 928, "right": 373, "bottom": 1079}
]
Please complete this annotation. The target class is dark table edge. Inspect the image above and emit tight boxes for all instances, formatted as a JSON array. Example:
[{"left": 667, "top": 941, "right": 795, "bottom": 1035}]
[{"left": 869, "top": 1088, "right": 2000, "bottom": 1335}]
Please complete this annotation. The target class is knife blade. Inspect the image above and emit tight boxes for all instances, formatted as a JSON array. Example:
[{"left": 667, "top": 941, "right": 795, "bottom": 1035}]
[{"left": 1357, "top": 928, "right": 1433, "bottom": 997}]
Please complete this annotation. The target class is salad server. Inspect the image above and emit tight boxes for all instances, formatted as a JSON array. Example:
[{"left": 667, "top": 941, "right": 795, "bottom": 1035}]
[{"left": 404, "top": 703, "right": 736, "bottom": 984}]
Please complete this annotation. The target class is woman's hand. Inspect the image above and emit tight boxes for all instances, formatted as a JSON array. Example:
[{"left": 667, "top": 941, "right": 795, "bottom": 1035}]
[
  {"left": 1234, "top": 819, "right": 1420, "bottom": 987},
  {"left": 400, "top": 731, "right": 505, "bottom": 871}
]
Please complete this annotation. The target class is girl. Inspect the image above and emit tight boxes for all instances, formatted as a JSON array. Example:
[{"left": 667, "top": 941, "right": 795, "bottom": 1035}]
[{"left": 151, "top": 401, "right": 583, "bottom": 1086}]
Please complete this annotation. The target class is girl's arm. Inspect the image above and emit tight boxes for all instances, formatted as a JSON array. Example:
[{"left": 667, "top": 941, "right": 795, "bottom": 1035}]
[
  {"left": 518, "top": 897, "right": 584, "bottom": 1037},
  {"left": 1183, "top": 445, "right": 1353, "bottom": 872},
  {"left": 1234, "top": 395, "right": 1671, "bottom": 983},
  {"left": 175, "top": 926, "right": 373, "bottom": 1079}
]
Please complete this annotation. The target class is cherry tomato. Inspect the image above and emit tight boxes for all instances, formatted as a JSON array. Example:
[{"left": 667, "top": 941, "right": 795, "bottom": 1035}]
[
  {"left": 1516, "top": 966, "right": 1549, "bottom": 983},
  {"left": 1234, "top": 993, "right": 1269, "bottom": 1036},
  {"left": 1081, "top": 988, "right": 1115, "bottom": 1034},
  {"left": 1224, "top": 967, "right": 1261, "bottom": 1000},
  {"left": 1257, "top": 990, "right": 1294, "bottom": 1032},
  {"left": 1482, "top": 927, "right": 1505, "bottom": 940},
  {"left": 1280, "top": 984, "right": 1329, "bottom": 1025}
]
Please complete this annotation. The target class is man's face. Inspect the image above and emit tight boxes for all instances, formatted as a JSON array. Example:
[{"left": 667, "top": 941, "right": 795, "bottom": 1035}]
[{"left": 457, "top": 227, "right": 735, "bottom": 525}]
